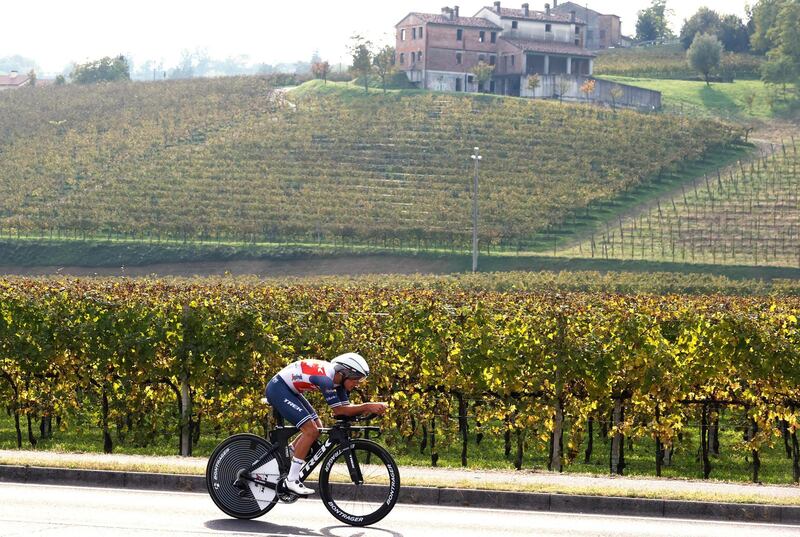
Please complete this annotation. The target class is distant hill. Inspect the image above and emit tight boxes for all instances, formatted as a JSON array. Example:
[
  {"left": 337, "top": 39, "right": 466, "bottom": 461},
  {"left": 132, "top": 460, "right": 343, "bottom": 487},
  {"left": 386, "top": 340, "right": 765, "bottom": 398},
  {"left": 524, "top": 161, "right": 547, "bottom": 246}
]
[{"left": 0, "top": 77, "right": 740, "bottom": 255}]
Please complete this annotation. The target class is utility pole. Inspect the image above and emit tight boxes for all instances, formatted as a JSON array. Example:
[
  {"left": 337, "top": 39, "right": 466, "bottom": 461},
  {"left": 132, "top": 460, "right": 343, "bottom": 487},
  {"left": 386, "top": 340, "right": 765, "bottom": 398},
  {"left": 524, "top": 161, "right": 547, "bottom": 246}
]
[{"left": 471, "top": 147, "right": 482, "bottom": 273}]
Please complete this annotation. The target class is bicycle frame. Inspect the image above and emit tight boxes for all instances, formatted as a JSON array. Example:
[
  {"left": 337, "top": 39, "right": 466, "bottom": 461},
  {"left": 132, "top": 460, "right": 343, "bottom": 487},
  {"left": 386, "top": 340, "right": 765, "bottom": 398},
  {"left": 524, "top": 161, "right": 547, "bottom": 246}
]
[{"left": 240, "top": 422, "right": 380, "bottom": 492}]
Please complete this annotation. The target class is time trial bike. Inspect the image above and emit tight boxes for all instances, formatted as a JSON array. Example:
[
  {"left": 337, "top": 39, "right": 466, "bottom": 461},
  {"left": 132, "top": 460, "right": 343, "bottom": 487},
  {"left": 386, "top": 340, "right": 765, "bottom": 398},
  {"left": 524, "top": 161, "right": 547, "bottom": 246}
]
[{"left": 206, "top": 411, "right": 400, "bottom": 527}]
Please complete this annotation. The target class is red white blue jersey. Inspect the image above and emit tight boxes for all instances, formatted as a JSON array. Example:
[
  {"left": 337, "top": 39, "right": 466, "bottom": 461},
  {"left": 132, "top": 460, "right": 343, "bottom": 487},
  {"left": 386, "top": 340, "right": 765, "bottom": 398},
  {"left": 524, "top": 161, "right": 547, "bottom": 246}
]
[{"left": 275, "top": 359, "right": 349, "bottom": 408}]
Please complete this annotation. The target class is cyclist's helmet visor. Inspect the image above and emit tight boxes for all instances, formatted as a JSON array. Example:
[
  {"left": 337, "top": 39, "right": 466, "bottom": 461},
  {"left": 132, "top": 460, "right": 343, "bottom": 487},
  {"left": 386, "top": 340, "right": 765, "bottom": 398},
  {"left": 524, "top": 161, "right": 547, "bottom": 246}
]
[{"left": 339, "top": 365, "right": 366, "bottom": 380}]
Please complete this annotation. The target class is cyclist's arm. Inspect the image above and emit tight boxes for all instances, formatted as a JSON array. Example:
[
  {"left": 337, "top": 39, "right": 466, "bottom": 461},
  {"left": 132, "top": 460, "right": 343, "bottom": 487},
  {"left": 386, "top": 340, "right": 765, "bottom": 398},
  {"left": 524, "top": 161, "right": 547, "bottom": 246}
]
[{"left": 332, "top": 402, "right": 387, "bottom": 417}]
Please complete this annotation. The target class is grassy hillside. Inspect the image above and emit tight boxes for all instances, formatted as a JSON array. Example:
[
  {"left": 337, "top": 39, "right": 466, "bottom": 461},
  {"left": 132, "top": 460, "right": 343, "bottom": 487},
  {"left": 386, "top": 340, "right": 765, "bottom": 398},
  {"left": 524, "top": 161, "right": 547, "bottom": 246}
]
[
  {"left": 598, "top": 76, "right": 786, "bottom": 121},
  {"left": 0, "top": 77, "right": 740, "bottom": 256},
  {"left": 594, "top": 44, "right": 762, "bottom": 81},
  {"left": 562, "top": 141, "right": 800, "bottom": 267}
]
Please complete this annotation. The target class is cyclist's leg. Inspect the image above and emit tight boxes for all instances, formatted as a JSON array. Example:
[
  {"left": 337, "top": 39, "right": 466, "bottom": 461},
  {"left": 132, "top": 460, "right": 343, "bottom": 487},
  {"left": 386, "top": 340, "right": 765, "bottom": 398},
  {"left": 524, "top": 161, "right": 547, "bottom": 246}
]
[
  {"left": 265, "top": 378, "right": 317, "bottom": 494},
  {"left": 289, "top": 395, "right": 321, "bottom": 457}
]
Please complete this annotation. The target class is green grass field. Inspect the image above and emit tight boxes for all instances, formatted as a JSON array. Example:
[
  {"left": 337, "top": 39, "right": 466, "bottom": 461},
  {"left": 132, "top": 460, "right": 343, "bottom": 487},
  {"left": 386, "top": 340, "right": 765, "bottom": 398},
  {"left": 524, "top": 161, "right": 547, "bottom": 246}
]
[{"left": 599, "top": 76, "right": 795, "bottom": 121}]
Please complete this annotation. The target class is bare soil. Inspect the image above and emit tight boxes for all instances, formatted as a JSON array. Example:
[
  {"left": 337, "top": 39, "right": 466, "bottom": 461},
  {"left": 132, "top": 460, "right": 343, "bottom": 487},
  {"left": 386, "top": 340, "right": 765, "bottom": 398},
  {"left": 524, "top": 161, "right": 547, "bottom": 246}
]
[{"left": 0, "top": 255, "right": 457, "bottom": 278}]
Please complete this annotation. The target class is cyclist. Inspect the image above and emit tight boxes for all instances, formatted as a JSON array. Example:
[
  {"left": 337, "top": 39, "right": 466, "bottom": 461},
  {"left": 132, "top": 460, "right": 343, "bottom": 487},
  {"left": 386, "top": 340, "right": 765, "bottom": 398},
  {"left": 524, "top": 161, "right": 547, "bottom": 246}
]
[{"left": 265, "top": 352, "right": 387, "bottom": 496}]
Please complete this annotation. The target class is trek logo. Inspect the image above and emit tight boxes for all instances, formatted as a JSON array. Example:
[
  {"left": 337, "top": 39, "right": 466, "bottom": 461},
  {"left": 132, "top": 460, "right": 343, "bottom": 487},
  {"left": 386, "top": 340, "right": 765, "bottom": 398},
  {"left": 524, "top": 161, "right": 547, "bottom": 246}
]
[
  {"left": 291, "top": 374, "right": 303, "bottom": 381},
  {"left": 283, "top": 398, "right": 303, "bottom": 412},
  {"left": 301, "top": 438, "right": 332, "bottom": 479}
]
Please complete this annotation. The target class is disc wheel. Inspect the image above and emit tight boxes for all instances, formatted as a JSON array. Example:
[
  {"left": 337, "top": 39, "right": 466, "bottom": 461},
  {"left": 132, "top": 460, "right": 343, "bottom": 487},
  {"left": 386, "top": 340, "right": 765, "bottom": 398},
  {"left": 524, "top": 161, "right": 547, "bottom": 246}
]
[
  {"left": 206, "top": 433, "right": 279, "bottom": 519},
  {"left": 318, "top": 439, "right": 400, "bottom": 526}
]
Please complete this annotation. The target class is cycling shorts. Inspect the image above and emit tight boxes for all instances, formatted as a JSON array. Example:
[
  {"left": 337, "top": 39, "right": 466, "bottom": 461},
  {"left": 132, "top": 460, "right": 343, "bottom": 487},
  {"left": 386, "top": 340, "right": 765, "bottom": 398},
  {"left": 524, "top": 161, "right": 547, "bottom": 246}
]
[{"left": 265, "top": 376, "right": 319, "bottom": 427}]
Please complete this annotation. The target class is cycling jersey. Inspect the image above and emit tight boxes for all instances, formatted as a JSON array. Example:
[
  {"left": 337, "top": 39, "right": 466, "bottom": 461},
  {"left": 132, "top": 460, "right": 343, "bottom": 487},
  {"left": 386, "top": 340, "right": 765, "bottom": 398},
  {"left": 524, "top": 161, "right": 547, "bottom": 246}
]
[
  {"left": 266, "top": 360, "right": 350, "bottom": 427},
  {"left": 275, "top": 359, "right": 349, "bottom": 408}
]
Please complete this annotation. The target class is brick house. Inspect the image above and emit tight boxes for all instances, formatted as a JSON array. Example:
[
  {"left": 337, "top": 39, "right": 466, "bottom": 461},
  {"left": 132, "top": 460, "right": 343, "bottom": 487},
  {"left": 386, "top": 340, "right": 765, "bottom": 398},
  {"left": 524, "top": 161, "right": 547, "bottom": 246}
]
[
  {"left": 395, "top": 7, "right": 502, "bottom": 93},
  {"left": 550, "top": 1, "right": 622, "bottom": 50},
  {"left": 0, "top": 71, "right": 31, "bottom": 90},
  {"left": 396, "top": 2, "right": 595, "bottom": 96}
]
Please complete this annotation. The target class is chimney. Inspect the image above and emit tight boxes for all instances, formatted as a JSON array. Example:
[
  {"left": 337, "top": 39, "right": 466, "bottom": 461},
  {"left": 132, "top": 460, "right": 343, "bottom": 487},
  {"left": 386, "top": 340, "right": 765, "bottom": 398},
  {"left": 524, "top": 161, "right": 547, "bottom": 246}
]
[
  {"left": 545, "top": 3, "right": 550, "bottom": 15},
  {"left": 454, "top": 5, "right": 459, "bottom": 18},
  {"left": 522, "top": 3, "right": 529, "bottom": 16},
  {"left": 442, "top": 6, "right": 453, "bottom": 19},
  {"left": 494, "top": 1, "right": 501, "bottom": 14},
  {"left": 553, "top": 0, "right": 558, "bottom": 6},
  {"left": 570, "top": 10, "right": 576, "bottom": 22}
]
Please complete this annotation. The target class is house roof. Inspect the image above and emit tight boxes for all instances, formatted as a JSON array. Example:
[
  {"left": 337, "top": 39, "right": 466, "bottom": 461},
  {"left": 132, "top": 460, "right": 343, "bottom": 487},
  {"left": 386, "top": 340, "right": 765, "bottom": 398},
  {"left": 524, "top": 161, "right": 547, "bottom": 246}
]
[
  {"left": 0, "top": 74, "right": 31, "bottom": 86},
  {"left": 482, "top": 6, "right": 586, "bottom": 24},
  {"left": 501, "top": 37, "right": 596, "bottom": 57},
  {"left": 551, "top": 2, "right": 621, "bottom": 19},
  {"left": 399, "top": 12, "right": 502, "bottom": 29}
]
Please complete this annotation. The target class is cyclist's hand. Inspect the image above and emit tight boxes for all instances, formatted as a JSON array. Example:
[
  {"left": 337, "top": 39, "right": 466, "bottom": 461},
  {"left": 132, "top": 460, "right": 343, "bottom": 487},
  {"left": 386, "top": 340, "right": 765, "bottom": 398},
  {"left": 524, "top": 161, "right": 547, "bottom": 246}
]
[{"left": 370, "top": 402, "right": 388, "bottom": 415}]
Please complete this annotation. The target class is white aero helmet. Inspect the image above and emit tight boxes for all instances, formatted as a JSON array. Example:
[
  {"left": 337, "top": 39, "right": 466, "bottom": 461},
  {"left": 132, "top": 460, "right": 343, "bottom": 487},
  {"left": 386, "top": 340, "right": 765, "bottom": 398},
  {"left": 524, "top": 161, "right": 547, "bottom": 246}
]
[{"left": 331, "top": 352, "right": 370, "bottom": 379}]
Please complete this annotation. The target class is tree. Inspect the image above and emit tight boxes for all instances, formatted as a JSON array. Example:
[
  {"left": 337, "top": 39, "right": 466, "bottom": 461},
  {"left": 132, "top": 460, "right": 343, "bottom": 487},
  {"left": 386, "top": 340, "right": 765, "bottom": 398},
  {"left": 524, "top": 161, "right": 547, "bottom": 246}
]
[
  {"left": 556, "top": 77, "right": 571, "bottom": 102},
  {"left": 580, "top": 79, "right": 596, "bottom": 102},
  {"left": 470, "top": 61, "right": 494, "bottom": 93},
  {"left": 373, "top": 46, "right": 396, "bottom": 94},
  {"left": 761, "top": 54, "right": 796, "bottom": 98},
  {"left": 718, "top": 14, "right": 750, "bottom": 53},
  {"left": 311, "top": 60, "right": 330, "bottom": 84},
  {"left": 748, "top": 0, "right": 785, "bottom": 55},
  {"left": 688, "top": 33, "right": 723, "bottom": 85},
  {"left": 636, "top": 0, "right": 674, "bottom": 42},
  {"left": 54, "top": 75, "right": 66, "bottom": 85},
  {"left": 70, "top": 55, "right": 131, "bottom": 84},
  {"left": 680, "top": 8, "right": 721, "bottom": 49},
  {"left": 680, "top": 9, "right": 750, "bottom": 52},
  {"left": 760, "top": 0, "right": 800, "bottom": 95},
  {"left": 527, "top": 73, "right": 541, "bottom": 97},
  {"left": 349, "top": 35, "right": 374, "bottom": 94},
  {"left": 27, "top": 70, "right": 36, "bottom": 87}
]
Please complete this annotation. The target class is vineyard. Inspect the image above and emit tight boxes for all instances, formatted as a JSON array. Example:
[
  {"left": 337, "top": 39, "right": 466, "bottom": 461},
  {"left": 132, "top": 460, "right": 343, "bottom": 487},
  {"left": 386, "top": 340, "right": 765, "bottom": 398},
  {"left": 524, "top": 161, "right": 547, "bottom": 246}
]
[
  {"left": 1, "top": 278, "right": 799, "bottom": 483},
  {"left": 0, "top": 77, "right": 741, "bottom": 254},
  {"left": 562, "top": 139, "right": 800, "bottom": 268},
  {"left": 594, "top": 44, "right": 763, "bottom": 81}
]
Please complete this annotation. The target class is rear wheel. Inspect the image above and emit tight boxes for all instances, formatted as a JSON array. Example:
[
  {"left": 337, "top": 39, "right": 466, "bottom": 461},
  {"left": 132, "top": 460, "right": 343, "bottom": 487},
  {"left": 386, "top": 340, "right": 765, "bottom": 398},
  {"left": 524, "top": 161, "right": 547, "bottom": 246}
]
[
  {"left": 318, "top": 439, "right": 400, "bottom": 526},
  {"left": 206, "top": 433, "right": 280, "bottom": 519}
]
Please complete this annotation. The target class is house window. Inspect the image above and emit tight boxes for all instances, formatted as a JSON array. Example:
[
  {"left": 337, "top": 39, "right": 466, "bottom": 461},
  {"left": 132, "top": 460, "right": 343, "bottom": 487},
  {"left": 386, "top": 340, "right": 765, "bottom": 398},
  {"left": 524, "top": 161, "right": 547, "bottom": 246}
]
[
  {"left": 456, "top": 78, "right": 462, "bottom": 91},
  {"left": 457, "top": 28, "right": 463, "bottom": 40},
  {"left": 511, "top": 55, "right": 515, "bottom": 66},
  {"left": 490, "top": 80, "right": 496, "bottom": 93},
  {"left": 401, "top": 29, "right": 406, "bottom": 41},
  {"left": 546, "top": 24, "right": 552, "bottom": 32},
  {"left": 418, "top": 51, "right": 423, "bottom": 62},
  {"left": 399, "top": 53, "right": 405, "bottom": 64},
  {"left": 575, "top": 26, "right": 580, "bottom": 35},
  {"left": 412, "top": 27, "right": 417, "bottom": 39},
  {"left": 512, "top": 21, "right": 518, "bottom": 29},
  {"left": 491, "top": 31, "right": 497, "bottom": 43},
  {"left": 489, "top": 55, "right": 496, "bottom": 66},
  {"left": 479, "top": 31, "right": 485, "bottom": 42},
  {"left": 504, "top": 56, "right": 509, "bottom": 69},
  {"left": 599, "top": 30, "right": 606, "bottom": 39},
  {"left": 456, "top": 52, "right": 462, "bottom": 64},
  {"left": 467, "top": 75, "right": 474, "bottom": 83},
  {"left": 575, "top": 38, "right": 580, "bottom": 45},
  {"left": 419, "top": 26, "right": 424, "bottom": 38},
  {"left": 479, "top": 54, "right": 485, "bottom": 62}
]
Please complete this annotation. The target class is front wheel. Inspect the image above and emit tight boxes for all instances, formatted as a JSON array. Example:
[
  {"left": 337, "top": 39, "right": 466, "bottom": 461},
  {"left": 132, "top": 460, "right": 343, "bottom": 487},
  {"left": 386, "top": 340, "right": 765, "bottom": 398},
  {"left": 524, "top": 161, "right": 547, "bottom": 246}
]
[
  {"left": 206, "top": 433, "right": 280, "bottom": 519},
  {"left": 318, "top": 439, "right": 400, "bottom": 526}
]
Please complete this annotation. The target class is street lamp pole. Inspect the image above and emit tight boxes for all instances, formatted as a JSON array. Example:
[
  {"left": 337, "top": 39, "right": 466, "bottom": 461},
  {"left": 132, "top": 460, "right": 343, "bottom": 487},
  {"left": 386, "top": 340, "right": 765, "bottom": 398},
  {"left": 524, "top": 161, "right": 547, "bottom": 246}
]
[{"left": 470, "top": 147, "right": 482, "bottom": 273}]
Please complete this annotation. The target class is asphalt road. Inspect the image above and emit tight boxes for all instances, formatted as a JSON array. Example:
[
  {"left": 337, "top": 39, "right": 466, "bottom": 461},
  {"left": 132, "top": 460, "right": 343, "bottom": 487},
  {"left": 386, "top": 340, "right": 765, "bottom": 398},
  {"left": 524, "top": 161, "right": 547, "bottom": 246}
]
[{"left": 1, "top": 483, "right": 798, "bottom": 537}]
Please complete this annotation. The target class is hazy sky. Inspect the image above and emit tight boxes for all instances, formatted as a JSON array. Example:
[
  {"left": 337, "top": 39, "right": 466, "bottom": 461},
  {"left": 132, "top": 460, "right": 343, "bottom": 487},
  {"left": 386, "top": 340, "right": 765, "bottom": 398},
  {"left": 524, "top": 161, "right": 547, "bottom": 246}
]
[{"left": 5, "top": 1, "right": 751, "bottom": 75}]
